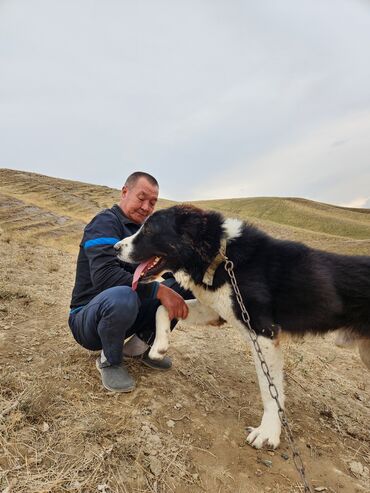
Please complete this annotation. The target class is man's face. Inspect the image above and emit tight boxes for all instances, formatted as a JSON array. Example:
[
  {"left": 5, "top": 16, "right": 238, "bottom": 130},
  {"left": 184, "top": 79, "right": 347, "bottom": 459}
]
[{"left": 119, "top": 177, "right": 159, "bottom": 224}]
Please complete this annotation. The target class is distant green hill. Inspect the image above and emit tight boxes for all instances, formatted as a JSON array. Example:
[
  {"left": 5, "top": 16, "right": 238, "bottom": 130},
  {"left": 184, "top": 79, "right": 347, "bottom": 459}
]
[
  {"left": 190, "top": 197, "right": 370, "bottom": 240},
  {"left": 0, "top": 168, "right": 369, "bottom": 255}
]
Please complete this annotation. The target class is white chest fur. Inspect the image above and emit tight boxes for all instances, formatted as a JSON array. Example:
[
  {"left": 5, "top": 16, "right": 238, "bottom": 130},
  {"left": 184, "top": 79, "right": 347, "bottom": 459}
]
[{"left": 174, "top": 270, "right": 236, "bottom": 323}]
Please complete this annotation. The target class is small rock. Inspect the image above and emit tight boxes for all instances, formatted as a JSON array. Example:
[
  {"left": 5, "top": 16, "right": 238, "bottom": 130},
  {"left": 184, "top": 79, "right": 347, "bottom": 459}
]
[
  {"left": 26, "top": 356, "right": 33, "bottom": 362},
  {"left": 149, "top": 456, "right": 162, "bottom": 477},
  {"left": 319, "top": 408, "right": 334, "bottom": 419},
  {"left": 260, "top": 459, "right": 273, "bottom": 468},
  {"left": 41, "top": 422, "right": 49, "bottom": 432},
  {"left": 314, "top": 487, "right": 328, "bottom": 492},
  {"left": 353, "top": 392, "right": 365, "bottom": 402},
  {"left": 166, "top": 420, "right": 175, "bottom": 428},
  {"left": 255, "top": 468, "right": 263, "bottom": 477},
  {"left": 103, "top": 444, "right": 113, "bottom": 457},
  {"left": 174, "top": 402, "right": 182, "bottom": 410},
  {"left": 66, "top": 481, "right": 82, "bottom": 491},
  {"left": 281, "top": 453, "right": 289, "bottom": 460},
  {"left": 349, "top": 461, "right": 369, "bottom": 479},
  {"left": 149, "top": 434, "right": 162, "bottom": 448},
  {"left": 97, "top": 484, "right": 110, "bottom": 493},
  {"left": 141, "top": 425, "right": 151, "bottom": 434},
  {"left": 143, "top": 433, "right": 162, "bottom": 455}
]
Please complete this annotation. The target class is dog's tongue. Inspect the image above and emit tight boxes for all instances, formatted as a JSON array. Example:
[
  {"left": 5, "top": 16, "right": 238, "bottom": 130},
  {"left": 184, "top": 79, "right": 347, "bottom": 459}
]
[{"left": 132, "top": 258, "right": 155, "bottom": 291}]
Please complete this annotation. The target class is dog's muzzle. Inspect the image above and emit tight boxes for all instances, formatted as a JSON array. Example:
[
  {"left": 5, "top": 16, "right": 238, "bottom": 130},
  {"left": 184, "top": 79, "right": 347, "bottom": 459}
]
[{"left": 114, "top": 239, "right": 133, "bottom": 262}]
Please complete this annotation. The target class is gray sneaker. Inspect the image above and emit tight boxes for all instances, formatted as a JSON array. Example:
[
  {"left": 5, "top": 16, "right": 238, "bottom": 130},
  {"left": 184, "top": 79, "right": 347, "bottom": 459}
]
[
  {"left": 96, "top": 357, "right": 135, "bottom": 392},
  {"left": 124, "top": 349, "right": 172, "bottom": 371}
]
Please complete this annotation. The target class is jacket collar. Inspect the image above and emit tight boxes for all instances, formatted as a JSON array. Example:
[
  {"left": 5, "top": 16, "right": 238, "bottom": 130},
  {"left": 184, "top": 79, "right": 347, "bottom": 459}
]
[{"left": 111, "top": 204, "right": 140, "bottom": 226}]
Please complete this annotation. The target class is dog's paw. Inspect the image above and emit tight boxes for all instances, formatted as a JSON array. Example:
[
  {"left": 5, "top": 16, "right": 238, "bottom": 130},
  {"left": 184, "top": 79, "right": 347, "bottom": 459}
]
[
  {"left": 148, "top": 345, "right": 167, "bottom": 361},
  {"left": 246, "top": 424, "right": 281, "bottom": 449}
]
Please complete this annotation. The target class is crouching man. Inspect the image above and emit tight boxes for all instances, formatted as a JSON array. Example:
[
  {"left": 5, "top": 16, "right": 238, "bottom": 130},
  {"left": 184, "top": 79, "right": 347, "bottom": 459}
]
[{"left": 68, "top": 171, "right": 192, "bottom": 392}]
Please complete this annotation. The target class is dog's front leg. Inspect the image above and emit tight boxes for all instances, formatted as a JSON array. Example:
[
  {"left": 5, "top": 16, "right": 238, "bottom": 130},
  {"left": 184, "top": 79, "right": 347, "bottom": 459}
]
[
  {"left": 149, "top": 300, "right": 222, "bottom": 360},
  {"left": 246, "top": 336, "right": 284, "bottom": 449},
  {"left": 149, "top": 305, "right": 171, "bottom": 360}
]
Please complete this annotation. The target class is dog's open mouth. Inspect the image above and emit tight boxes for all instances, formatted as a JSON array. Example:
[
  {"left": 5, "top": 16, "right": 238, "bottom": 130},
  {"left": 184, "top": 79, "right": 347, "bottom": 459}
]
[{"left": 132, "top": 256, "right": 167, "bottom": 289}]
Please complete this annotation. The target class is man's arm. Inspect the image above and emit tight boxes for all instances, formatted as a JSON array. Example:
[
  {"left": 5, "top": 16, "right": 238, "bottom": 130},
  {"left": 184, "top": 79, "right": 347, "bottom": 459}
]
[
  {"left": 83, "top": 211, "right": 159, "bottom": 301},
  {"left": 84, "top": 210, "right": 189, "bottom": 316},
  {"left": 156, "top": 284, "right": 189, "bottom": 320}
]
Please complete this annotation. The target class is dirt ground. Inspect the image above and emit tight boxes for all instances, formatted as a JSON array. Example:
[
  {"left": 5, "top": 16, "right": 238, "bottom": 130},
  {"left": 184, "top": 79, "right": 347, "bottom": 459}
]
[{"left": 0, "top": 233, "right": 369, "bottom": 493}]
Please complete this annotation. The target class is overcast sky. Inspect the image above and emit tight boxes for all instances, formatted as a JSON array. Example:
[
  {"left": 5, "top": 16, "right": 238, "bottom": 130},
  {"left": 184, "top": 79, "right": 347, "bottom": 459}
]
[{"left": 1, "top": 0, "right": 370, "bottom": 206}]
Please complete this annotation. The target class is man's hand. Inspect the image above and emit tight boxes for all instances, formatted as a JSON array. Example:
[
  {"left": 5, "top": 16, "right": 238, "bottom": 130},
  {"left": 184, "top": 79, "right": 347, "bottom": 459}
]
[{"left": 156, "top": 284, "right": 189, "bottom": 321}]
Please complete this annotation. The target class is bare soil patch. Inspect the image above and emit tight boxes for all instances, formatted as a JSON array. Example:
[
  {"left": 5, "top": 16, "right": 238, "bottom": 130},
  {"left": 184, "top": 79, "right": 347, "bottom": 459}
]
[{"left": 0, "top": 236, "right": 369, "bottom": 493}]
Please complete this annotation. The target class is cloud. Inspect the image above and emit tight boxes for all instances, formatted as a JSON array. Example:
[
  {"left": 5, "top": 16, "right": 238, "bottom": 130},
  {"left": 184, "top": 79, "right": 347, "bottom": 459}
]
[
  {"left": 188, "top": 109, "right": 370, "bottom": 203},
  {"left": 341, "top": 197, "right": 370, "bottom": 209},
  {"left": 0, "top": 0, "right": 370, "bottom": 206}
]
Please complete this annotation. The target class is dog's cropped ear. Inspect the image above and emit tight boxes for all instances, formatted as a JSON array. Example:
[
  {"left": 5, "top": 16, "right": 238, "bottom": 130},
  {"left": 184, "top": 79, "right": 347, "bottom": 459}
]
[{"left": 174, "top": 206, "right": 207, "bottom": 241}]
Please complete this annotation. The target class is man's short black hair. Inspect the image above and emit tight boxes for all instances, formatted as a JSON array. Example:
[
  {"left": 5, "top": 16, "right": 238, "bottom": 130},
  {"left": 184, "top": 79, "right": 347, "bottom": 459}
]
[{"left": 125, "top": 172, "right": 159, "bottom": 189}]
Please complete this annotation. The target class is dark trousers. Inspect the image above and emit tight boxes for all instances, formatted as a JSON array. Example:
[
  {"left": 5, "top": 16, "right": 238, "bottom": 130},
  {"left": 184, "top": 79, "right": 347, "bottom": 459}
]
[{"left": 68, "top": 283, "right": 193, "bottom": 365}]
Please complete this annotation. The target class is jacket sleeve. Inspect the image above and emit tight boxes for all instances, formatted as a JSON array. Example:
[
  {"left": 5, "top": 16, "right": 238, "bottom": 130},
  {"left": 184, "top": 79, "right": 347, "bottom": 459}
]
[{"left": 83, "top": 211, "right": 159, "bottom": 301}]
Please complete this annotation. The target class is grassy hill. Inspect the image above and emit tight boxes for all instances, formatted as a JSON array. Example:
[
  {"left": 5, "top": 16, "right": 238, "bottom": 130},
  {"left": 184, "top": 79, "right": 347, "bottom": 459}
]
[
  {"left": 0, "top": 168, "right": 369, "bottom": 255},
  {"left": 0, "top": 169, "right": 174, "bottom": 252},
  {"left": 191, "top": 196, "right": 370, "bottom": 239}
]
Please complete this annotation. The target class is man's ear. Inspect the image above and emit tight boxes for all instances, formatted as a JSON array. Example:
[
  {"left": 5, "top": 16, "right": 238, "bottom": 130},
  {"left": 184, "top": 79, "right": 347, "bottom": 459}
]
[{"left": 121, "top": 186, "right": 128, "bottom": 198}]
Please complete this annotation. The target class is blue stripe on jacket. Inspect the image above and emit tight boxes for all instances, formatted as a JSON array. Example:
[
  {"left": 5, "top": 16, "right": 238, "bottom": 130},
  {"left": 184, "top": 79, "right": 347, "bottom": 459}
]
[
  {"left": 83, "top": 237, "right": 120, "bottom": 249},
  {"left": 70, "top": 306, "right": 84, "bottom": 314}
]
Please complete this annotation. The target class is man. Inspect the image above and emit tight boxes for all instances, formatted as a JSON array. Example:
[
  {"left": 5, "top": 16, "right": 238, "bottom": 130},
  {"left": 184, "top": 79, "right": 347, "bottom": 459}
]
[{"left": 68, "top": 172, "right": 191, "bottom": 392}]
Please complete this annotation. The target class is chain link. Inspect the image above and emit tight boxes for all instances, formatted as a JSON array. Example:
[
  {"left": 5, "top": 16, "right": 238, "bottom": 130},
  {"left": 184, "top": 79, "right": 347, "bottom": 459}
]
[{"left": 224, "top": 258, "right": 313, "bottom": 493}]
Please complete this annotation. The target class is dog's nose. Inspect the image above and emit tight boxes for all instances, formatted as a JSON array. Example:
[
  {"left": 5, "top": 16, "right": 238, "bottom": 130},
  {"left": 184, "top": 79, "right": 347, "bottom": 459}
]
[{"left": 113, "top": 242, "right": 121, "bottom": 251}]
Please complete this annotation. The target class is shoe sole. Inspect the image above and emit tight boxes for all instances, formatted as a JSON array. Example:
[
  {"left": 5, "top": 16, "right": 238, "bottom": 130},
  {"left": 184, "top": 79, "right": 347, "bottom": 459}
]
[
  {"left": 123, "top": 354, "right": 172, "bottom": 371},
  {"left": 95, "top": 359, "right": 135, "bottom": 393},
  {"left": 140, "top": 359, "right": 172, "bottom": 371}
]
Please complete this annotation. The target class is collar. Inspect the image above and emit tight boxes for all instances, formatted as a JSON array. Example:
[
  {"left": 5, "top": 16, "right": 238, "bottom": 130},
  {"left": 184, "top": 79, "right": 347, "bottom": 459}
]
[{"left": 202, "top": 238, "right": 228, "bottom": 286}]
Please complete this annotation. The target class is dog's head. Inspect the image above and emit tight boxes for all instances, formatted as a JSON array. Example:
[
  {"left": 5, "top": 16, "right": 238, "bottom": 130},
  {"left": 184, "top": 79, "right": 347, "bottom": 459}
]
[{"left": 115, "top": 204, "right": 222, "bottom": 282}]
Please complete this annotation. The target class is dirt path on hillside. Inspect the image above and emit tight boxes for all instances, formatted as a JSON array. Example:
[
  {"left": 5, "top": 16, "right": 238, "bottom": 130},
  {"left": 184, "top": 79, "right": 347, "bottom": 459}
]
[{"left": 0, "top": 237, "right": 369, "bottom": 493}]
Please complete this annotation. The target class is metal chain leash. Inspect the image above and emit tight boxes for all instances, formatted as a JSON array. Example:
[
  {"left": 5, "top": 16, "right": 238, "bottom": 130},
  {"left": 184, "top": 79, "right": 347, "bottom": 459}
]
[{"left": 223, "top": 258, "right": 313, "bottom": 493}]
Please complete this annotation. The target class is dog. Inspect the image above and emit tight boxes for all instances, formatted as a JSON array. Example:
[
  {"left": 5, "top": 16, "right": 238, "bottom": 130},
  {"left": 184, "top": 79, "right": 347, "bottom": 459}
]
[{"left": 115, "top": 204, "right": 370, "bottom": 449}]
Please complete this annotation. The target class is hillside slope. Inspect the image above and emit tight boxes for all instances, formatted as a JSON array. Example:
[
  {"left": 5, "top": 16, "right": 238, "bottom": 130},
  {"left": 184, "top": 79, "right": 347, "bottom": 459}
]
[
  {"left": 0, "top": 168, "right": 369, "bottom": 493},
  {"left": 0, "top": 169, "right": 175, "bottom": 252},
  {"left": 1, "top": 168, "right": 369, "bottom": 254}
]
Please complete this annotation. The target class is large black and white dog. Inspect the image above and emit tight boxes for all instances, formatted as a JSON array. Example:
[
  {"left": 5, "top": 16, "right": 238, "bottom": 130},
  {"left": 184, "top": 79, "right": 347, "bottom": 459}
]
[{"left": 115, "top": 205, "right": 370, "bottom": 449}]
